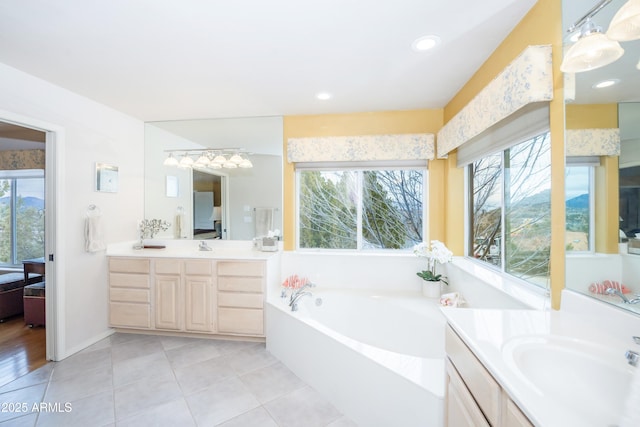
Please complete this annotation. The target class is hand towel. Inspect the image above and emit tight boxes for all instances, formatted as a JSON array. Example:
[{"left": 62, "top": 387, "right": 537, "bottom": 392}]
[{"left": 84, "top": 215, "right": 106, "bottom": 253}]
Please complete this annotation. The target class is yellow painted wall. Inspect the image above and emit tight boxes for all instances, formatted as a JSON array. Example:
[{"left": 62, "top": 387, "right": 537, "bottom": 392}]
[
  {"left": 566, "top": 104, "right": 618, "bottom": 129},
  {"left": 282, "top": 110, "right": 443, "bottom": 250},
  {"left": 442, "top": 0, "right": 564, "bottom": 308}
]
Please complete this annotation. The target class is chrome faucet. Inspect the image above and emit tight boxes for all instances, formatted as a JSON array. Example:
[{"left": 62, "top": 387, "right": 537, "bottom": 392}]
[
  {"left": 627, "top": 336, "right": 640, "bottom": 367},
  {"left": 605, "top": 288, "right": 640, "bottom": 304},
  {"left": 289, "top": 282, "right": 316, "bottom": 311},
  {"left": 198, "top": 241, "right": 212, "bottom": 251}
]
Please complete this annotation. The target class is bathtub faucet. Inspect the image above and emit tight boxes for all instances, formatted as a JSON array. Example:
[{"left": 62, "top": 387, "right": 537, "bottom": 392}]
[
  {"left": 606, "top": 288, "right": 640, "bottom": 304},
  {"left": 289, "top": 282, "right": 316, "bottom": 311}
]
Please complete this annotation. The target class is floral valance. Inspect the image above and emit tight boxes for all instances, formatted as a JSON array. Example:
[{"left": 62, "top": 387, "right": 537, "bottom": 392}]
[
  {"left": 437, "top": 45, "right": 553, "bottom": 158},
  {"left": 0, "top": 149, "right": 45, "bottom": 170},
  {"left": 287, "top": 133, "right": 435, "bottom": 163},
  {"left": 566, "top": 129, "right": 620, "bottom": 157}
]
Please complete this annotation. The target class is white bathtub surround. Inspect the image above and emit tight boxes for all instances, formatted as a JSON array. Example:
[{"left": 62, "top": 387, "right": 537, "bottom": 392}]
[
  {"left": 444, "top": 257, "right": 548, "bottom": 309},
  {"left": 279, "top": 251, "right": 436, "bottom": 296},
  {"left": 442, "top": 290, "right": 640, "bottom": 427},
  {"left": 266, "top": 289, "right": 446, "bottom": 427}
]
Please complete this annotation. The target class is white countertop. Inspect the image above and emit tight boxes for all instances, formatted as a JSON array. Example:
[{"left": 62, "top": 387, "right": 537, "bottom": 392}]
[
  {"left": 441, "top": 298, "right": 638, "bottom": 427},
  {"left": 106, "top": 240, "right": 280, "bottom": 260}
]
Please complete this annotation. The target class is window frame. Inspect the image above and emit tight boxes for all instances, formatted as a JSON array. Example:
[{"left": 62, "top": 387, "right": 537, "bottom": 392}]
[
  {"left": 565, "top": 163, "right": 596, "bottom": 254},
  {"left": 0, "top": 169, "right": 45, "bottom": 268},
  {"left": 464, "top": 131, "right": 552, "bottom": 290},
  {"left": 295, "top": 163, "right": 428, "bottom": 252}
]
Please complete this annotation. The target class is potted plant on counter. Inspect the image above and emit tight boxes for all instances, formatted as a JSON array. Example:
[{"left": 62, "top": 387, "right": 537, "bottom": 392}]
[{"left": 413, "top": 240, "right": 453, "bottom": 298}]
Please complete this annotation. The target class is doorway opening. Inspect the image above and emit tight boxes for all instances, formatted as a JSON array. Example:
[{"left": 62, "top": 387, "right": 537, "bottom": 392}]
[
  {"left": 0, "top": 120, "right": 48, "bottom": 386},
  {"left": 192, "top": 168, "right": 229, "bottom": 240}
]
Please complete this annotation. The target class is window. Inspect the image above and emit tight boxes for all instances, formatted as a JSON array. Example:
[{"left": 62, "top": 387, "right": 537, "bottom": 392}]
[
  {"left": 469, "top": 132, "right": 551, "bottom": 287},
  {"left": 0, "top": 170, "right": 45, "bottom": 266},
  {"left": 297, "top": 168, "right": 426, "bottom": 250},
  {"left": 565, "top": 165, "right": 594, "bottom": 252}
]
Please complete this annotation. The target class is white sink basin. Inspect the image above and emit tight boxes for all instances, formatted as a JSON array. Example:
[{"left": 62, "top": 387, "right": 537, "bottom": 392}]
[{"left": 502, "top": 334, "right": 635, "bottom": 426}]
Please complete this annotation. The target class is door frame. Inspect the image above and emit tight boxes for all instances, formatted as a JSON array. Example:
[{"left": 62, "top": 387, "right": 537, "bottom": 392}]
[{"left": 0, "top": 109, "right": 63, "bottom": 361}]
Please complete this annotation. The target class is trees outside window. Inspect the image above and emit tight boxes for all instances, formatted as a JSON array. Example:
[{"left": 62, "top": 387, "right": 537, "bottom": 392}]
[
  {"left": 298, "top": 168, "right": 425, "bottom": 250},
  {"left": 0, "top": 172, "right": 45, "bottom": 266},
  {"left": 470, "top": 132, "right": 551, "bottom": 287}
]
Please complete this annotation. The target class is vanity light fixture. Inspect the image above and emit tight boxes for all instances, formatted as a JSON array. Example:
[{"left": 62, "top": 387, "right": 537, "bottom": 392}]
[
  {"left": 164, "top": 149, "right": 253, "bottom": 169},
  {"left": 178, "top": 153, "right": 194, "bottom": 168},
  {"left": 411, "top": 35, "right": 441, "bottom": 52},
  {"left": 163, "top": 153, "right": 179, "bottom": 166},
  {"left": 592, "top": 78, "right": 620, "bottom": 88},
  {"left": 561, "top": 19, "right": 624, "bottom": 73},
  {"left": 195, "top": 152, "right": 211, "bottom": 166},
  {"left": 561, "top": 0, "right": 640, "bottom": 73},
  {"left": 607, "top": 0, "right": 640, "bottom": 41}
]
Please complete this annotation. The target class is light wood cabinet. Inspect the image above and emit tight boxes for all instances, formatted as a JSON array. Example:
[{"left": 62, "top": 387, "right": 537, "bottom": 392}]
[
  {"left": 217, "top": 260, "right": 265, "bottom": 336},
  {"left": 108, "top": 256, "right": 268, "bottom": 338},
  {"left": 445, "top": 326, "right": 533, "bottom": 427},
  {"left": 109, "top": 258, "right": 151, "bottom": 329}
]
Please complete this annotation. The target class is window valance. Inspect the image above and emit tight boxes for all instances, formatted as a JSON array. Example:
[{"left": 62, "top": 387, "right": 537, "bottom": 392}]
[
  {"left": 287, "top": 133, "right": 435, "bottom": 163},
  {"left": 0, "top": 149, "right": 45, "bottom": 170},
  {"left": 437, "top": 45, "right": 553, "bottom": 159},
  {"left": 565, "top": 129, "right": 620, "bottom": 157}
]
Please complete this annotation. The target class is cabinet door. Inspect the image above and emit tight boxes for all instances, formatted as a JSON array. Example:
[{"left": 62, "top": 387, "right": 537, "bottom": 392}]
[
  {"left": 446, "top": 359, "right": 490, "bottom": 427},
  {"left": 185, "top": 276, "right": 213, "bottom": 332},
  {"left": 155, "top": 275, "right": 181, "bottom": 330},
  {"left": 503, "top": 393, "right": 534, "bottom": 427}
]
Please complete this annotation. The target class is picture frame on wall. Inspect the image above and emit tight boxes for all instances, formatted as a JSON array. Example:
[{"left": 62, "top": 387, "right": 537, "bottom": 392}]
[{"left": 95, "top": 162, "right": 119, "bottom": 193}]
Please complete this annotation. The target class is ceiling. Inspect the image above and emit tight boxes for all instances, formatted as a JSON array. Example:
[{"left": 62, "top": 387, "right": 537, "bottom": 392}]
[{"left": 0, "top": 0, "right": 537, "bottom": 122}]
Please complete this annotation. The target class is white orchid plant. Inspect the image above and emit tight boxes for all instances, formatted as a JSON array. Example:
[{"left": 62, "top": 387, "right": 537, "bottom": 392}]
[{"left": 413, "top": 240, "right": 453, "bottom": 285}]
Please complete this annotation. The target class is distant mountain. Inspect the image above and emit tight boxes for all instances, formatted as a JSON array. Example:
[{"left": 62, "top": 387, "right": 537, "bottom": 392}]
[
  {"left": 566, "top": 193, "right": 589, "bottom": 209},
  {"left": 0, "top": 196, "right": 44, "bottom": 210}
]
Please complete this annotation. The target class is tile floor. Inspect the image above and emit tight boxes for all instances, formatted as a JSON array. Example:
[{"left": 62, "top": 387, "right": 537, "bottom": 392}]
[{"left": 0, "top": 333, "right": 357, "bottom": 427}]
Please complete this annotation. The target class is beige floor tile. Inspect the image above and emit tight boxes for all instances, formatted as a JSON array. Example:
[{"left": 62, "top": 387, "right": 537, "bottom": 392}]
[
  {"left": 117, "top": 398, "right": 196, "bottom": 427},
  {"left": 114, "top": 376, "right": 183, "bottom": 420},
  {"left": 112, "top": 350, "right": 173, "bottom": 387},
  {"left": 216, "top": 406, "right": 279, "bottom": 427},
  {"left": 0, "top": 412, "right": 37, "bottom": 427},
  {"left": 51, "top": 347, "right": 112, "bottom": 382},
  {"left": 186, "top": 376, "right": 260, "bottom": 426},
  {"left": 44, "top": 366, "right": 112, "bottom": 404},
  {"left": 0, "top": 363, "right": 53, "bottom": 394},
  {"left": 264, "top": 386, "right": 342, "bottom": 427},
  {"left": 240, "top": 362, "right": 306, "bottom": 404},
  {"left": 174, "top": 355, "right": 235, "bottom": 395},
  {"left": 36, "top": 390, "right": 114, "bottom": 427},
  {"left": 165, "top": 339, "right": 222, "bottom": 369},
  {"left": 0, "top": 383, "right": 47, "bottom": 423},
  {"left": 224, "top": 343, "right": 277, "bottom": 375}
]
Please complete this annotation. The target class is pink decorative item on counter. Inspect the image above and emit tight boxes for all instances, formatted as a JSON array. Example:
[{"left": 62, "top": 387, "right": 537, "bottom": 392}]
[{"left": 588, "top": 279, "right": 631, "bottom": 295}]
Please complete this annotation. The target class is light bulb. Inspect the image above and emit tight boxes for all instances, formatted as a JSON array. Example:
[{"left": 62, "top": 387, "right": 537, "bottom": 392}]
[{"left": 163, "top": 153, "right": 178, "bottom": 166}]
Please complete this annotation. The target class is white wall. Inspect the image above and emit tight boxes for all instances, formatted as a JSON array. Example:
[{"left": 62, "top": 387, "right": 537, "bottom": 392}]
[
  {"left": 228, "top": 154, "right": 282, "bottom": 240},
  {"left": 0, "top": 62, "right": 145, "bottom": 358}
]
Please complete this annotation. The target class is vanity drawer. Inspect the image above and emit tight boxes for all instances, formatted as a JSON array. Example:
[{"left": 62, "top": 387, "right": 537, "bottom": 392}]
[
  {"left": 109, "top": 273, "right": 150, "bottom": 289},
  {"left": 218, "top": 276, "right": 263, "bottom": 293},
  {"left": 110, "top": 288, "right": 150, "bottom": 303},
  {"left": 155, "top": 259, "right": 182, "bottom": 275},
  {"left": 109, "top": 258, "right": 150, "bottom": 274},
  {"left": 218, "top": 261, "right": 264, "bottom": 277},
  {"left": 110, "top": 302, "right": 151, "bottom": 329},
  {"left": 218, "top": 292, "right": 263, "bottom": 309},
  {"left": 445, "top": 326, "right": 501, "bottom": 426},
  {"left": 218, "top": 307, "right": 264, "bottom": 335},
  {"left": 185, "top": 260, "right": 213, "bottom": 276}
]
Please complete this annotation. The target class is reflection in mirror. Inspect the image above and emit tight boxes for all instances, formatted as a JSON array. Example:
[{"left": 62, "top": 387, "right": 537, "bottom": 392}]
[
  {"left": 144, "top": 116, "right": 283, "bottom": 241},
  {"left": 563, "top": 0, "right": 640, "bottom": 315}
]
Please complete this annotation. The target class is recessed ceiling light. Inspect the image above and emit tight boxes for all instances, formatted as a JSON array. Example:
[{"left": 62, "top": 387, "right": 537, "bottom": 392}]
[
  {"left": 316, "top": 92, "right": 332, "bottom": 100},
  {"left": 411, "top": 35, "right": 441, "bottom": 52},
  {"left": 592, "top": 79, "right": 620, "bottom": 89}
]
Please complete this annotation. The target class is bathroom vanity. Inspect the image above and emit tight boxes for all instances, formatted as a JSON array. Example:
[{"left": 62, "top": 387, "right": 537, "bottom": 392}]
[
  {"left": 107, "top": 241, "right": 280, "bottom": 339},
  {"left": 442, "top": 290, "right": 639, "bottom": 427}
]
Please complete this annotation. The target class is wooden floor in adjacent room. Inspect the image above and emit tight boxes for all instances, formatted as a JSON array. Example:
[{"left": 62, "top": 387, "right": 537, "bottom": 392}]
[{"left": 0, "top": 315, "right": 46, "bottom": 388}]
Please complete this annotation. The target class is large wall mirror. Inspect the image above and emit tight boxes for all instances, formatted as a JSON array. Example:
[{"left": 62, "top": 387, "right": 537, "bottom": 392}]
[
  {"left": 563, "top": 0, "right": 640, "bottom": 315},
  {"left": 144, "top": 116, "right": 283, "bottom": 241}
]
